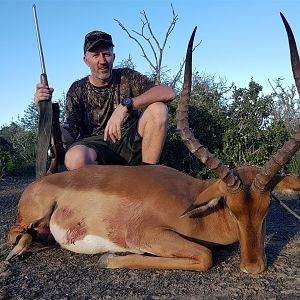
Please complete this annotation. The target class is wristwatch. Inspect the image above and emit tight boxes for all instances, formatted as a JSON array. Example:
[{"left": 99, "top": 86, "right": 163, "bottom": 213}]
[{"left": 121, "top": 98, "right": 134, "bottom": 112}]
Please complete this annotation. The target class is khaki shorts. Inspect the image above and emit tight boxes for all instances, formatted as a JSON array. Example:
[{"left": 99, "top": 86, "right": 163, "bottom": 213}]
[{"left": 68, "top": 119, "right": 142, "bottom": 166}]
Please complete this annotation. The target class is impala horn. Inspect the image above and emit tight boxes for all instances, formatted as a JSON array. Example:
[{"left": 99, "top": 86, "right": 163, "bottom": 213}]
[
  {"left": 252, "top": 13, "right": 300, "bottom": 191},
  {"left": 176, "top": 27, "right": 242, "bottom": 192}
]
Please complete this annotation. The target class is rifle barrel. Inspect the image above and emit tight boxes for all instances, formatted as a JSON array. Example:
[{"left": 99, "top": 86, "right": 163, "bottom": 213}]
[{"left": 32, "top": 4, "right": 47, "bottom": 75}]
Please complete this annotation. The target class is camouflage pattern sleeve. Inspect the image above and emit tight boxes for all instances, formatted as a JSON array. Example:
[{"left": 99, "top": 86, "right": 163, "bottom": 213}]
[
  {"left": 122, "top": 69, "right": 156, "bottom": 97},
  {"left": 62, "top": 82, "right": 85, "bottom": 140}
]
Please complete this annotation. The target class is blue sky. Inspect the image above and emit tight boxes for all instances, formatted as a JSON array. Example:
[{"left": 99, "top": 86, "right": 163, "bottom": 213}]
[{"left": 0, "top": 0, "right": 299, "bottom": 127}]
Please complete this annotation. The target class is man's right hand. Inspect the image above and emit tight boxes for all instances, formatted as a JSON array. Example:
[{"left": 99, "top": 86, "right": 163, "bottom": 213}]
[{"left": 34, "top": 83, "right": 54, "bottom": 110}]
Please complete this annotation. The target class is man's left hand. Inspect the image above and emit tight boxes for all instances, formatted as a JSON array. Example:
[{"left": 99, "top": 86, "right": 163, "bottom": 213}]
[{"left": 104, "top": 104, "right": 128, "bottom": 143}]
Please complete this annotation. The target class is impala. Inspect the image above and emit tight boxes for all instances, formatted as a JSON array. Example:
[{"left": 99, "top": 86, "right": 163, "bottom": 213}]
[{"left": 6, "top": 13, "right": 300, "bottom": 274}]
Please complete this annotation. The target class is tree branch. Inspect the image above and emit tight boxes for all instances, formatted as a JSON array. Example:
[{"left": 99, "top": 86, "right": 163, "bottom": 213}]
[
  {"left": 115, "top": 4, "right": 179, "bottom": 84},
  {"left": 114, "top": 19, "right": 156, "bottom": 71}
]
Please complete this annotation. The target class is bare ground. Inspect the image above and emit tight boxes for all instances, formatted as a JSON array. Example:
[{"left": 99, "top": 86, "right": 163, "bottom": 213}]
[{"left": 0, "top": 177, "right": 299, "bottom": 300}]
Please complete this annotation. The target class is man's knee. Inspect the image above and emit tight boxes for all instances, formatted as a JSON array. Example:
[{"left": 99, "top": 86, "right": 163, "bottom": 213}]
[
  {"left": 138, "top": 102, "right": 169, "bottom": 138},
  {"left": 145, "top": 102, "right": 168, "bottom": 126},
  {"left": 64, "top": 145, "right": 97, "bottom": 170}
]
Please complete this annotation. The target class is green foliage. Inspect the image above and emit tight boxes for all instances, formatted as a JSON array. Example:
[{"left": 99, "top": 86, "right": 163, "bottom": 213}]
[
  {"left": 0, "top": 96, "right": 65, "bottom": 177},
  {"left": 18, "top": 98, "right": 65, "bottom": 130},
  {"left": 287, "top": 150, "right": 300, "bottom": 175},
  {"left": 162, "top": 77, "right": 297, "bottom": 179},
  {"left": 222, "top": 81, "right": 291, "bottom": 170},
  {"left": 18, "top": 101, "right": 39, "bottom": 130},
  {"left": 0, "top": 123, "right": 36, "bottom": 177},
  {"left": 115, "top": 55, "right": 136, "bottom": 70},
  {"left": 161, "top": 74, "right": 231, "bottom": 179},
  {"left": 269, "top": 78, "right": 300, "bottom": 131},
  {"left": 1, "top": 79, "right": 298, "bottom": 179},
  {"left": 0, "top": 136, "right": 13, "bottom": 179}
]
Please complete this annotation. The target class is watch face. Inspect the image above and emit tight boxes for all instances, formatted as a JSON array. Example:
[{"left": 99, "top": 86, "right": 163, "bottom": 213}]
[
  {"left": 123, "top": 98, "right": 131, "bottom": 105},
  {"left": 121, "top": 98, "right": 133, "bottom": 112}
]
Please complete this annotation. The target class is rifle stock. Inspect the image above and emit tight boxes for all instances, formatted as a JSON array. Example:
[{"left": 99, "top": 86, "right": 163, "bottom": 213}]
[{"left": 47, "top": 103, "right": 65, "bottom": 175}]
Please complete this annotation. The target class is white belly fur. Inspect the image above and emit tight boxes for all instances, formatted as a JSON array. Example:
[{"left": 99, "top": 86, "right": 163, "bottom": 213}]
[{"left": 50, "top": 223, "right": 144, "bottom": 255}]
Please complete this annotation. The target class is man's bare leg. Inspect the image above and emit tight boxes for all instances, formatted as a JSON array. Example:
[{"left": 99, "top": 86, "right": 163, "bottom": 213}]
[
  {"left": 64, "top": 102, "right": 168, "bottom": 169},
  {"left": 64, "top": 145, "right": 98, "bottom": 170},
  {"left": 138, "top": 102, "right": 168, "bottom": 164}
]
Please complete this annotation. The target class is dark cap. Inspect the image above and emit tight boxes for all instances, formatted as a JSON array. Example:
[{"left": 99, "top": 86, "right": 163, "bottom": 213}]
[{"left": 84, "top": 31, "right": 114, "bottom": 53}]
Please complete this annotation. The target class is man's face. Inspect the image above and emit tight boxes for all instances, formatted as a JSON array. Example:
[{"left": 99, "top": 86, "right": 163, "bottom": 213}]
[{"left": 84, "top": 45, "right": 115, "bottom": 82}]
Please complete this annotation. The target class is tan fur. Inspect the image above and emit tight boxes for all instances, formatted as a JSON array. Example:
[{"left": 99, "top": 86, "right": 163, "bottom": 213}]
[{"left": 7, "top": 164, "right": 300, "bottom": 274}]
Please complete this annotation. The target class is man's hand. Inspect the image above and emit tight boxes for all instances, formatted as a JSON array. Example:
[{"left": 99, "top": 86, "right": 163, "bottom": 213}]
[
  {"left": 104, "top": 104, "right": 128, "bottom": 143},
  {"left": 34, "top": 83, "right": 54, "bottom": 110}
]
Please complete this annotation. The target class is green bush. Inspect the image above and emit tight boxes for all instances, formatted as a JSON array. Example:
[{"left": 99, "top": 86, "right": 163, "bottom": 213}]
[
  {"left": 0, "top": 123, "right": 36, "bottom": 177},
  {"left": 1, "top": 81, "right": 298, "bottom": 179},
  {"left": 286, "top": 150, "right": 300, "bottom": 175},
  {"left": 162, "top": 78, "right": 298, "bottom": 179}
]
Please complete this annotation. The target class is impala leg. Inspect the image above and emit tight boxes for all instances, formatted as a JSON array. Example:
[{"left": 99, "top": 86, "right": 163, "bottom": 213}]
[
  {"left": 6, "top": 197, "right": 56, "bottom": 261},
  {"left": 6, "top": 223, "right": 53, "bottom": 261},
  {"left": 99, "top": 230, "right": 212, "bottom": 272},
  {"left": 6, "top": 233, "right": 33, "bottom": 261}
]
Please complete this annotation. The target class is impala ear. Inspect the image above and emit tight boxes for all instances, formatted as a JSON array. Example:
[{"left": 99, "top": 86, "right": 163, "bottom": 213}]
[
  {"left": 181, "top": 180, "right": 226, "bottom": 218},
  {"left": 272, "top": 174, "right": 300, "bottom": 194}
]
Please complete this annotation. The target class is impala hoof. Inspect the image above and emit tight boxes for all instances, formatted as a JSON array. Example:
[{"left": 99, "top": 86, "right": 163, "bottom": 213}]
[
  {"left": 98, "top": 252, "right": 115, "bottom": 268},
  {"left": 6, "top": 233, "right": 32, "bottom": 261}
]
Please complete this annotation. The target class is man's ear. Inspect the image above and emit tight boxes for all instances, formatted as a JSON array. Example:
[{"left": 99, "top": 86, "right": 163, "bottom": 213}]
[
  {"left": 113, "top": 53, "right": 116, "bottom": 62},
  {"left": 83, "top": 55, "right": 89, "bottom": 66}
]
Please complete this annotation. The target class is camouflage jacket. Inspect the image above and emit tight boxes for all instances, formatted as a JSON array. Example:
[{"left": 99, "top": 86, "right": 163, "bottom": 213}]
[{"left": 63, "top": 68, "right": 156, "bottom": 140}]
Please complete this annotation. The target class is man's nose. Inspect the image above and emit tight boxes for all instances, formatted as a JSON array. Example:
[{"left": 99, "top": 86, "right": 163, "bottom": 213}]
[{"left": 98, "top": 55, "right": 106, "bottom": 64}]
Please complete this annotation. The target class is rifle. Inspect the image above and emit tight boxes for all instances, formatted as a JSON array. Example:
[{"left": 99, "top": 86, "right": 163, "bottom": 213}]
[
  {"left": 33, "top": 4, "right": 65, "bottom": 177},
  {"left": 47, "top": 103, "right": 65, "bottom": 175}
]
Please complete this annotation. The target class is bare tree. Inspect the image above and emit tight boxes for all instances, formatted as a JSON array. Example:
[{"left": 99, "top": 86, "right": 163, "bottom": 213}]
[
  {"left": 269, "top": 78, "right": 300, "bottom": 131},
  {"left": 115, "top": 54, "right": 136, "bottom": 70},
  {"left": 115, "top": 5, "right": 200, "bottom": 88}
]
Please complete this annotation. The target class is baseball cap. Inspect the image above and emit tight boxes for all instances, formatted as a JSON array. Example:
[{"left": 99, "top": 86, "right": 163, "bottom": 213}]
[{"left": 84, "top": 31, "right": 114, "bottom": 53}]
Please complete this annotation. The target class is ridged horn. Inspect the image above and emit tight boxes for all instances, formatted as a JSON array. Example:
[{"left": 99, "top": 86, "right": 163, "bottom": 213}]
[
  {"left": 252, "top": 13, "right": 300, "bottom": 191},
  {"left": 280, "top": 13, "right": 300, "bottom": 96},
  {"left": 176, "top": 27, "right": 242, "bottom": 192}
]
